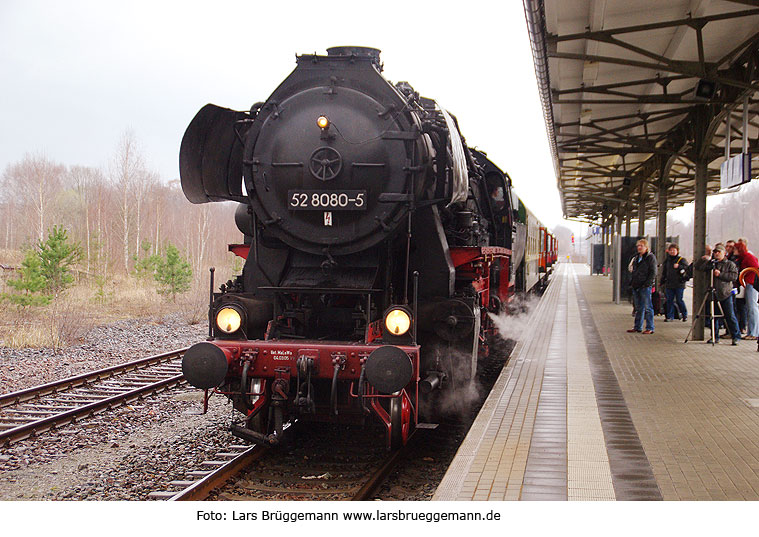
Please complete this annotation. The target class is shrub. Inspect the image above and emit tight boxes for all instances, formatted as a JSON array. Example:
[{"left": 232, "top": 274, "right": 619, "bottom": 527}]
[
  {"left": 38, "top": 226, "right": 81, "bottom": 295},
  {"left": 154, "top": 243, "right": 192, "bottom": 301},
  {"left": 3, "top": 249, "right": 52, "bottom": 307},
  {"left": 133, "top": 239, "right": 161, "bottom": 279}
]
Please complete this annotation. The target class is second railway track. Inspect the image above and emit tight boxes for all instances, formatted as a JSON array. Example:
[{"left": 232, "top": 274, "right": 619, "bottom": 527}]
[{"left": 0, "top": 347, "right": 188, "bottom": 446}]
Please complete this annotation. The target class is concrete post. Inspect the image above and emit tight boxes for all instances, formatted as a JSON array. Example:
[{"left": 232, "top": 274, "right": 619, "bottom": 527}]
[
  {"left": 637, "top": 182, "right": 646, "bottom": 237},
  {"left": 692, "top": 157, "right": 708, "bottom": 341}
]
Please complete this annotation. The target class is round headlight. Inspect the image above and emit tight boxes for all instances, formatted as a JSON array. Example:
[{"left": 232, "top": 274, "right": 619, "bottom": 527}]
[
  {"left": 317, "top": 115, "right": 330, "bottom": 129},
  {"left": 216, "top": 306, "right": 242, "bottom": 334},
  {"left": 384, "top": 308, "right": 411, "bottom": 336}
]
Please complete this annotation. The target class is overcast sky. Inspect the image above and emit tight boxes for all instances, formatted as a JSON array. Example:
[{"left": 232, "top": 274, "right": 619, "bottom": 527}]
[{"left": 0, "top": 0, "right": 580, "bottom": 233}]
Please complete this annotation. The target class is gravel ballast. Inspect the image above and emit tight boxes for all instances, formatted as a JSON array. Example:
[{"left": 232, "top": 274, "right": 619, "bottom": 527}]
[
  {"left": 0, "top": 314, "right": 206, "bottom": 395},
  {"left": 0, "top": 314, "right": 236, "bottom": 501}
]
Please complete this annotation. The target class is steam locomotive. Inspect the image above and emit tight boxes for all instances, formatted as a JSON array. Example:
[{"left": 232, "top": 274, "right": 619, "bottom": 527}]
[{"left": 179, "top": 47, "right": 557, "bottom": 449}]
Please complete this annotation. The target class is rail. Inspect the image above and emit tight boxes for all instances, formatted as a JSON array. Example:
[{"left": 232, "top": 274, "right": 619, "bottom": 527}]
[{"left": 0, "top": 348, "right": 188, "bottom": 446}]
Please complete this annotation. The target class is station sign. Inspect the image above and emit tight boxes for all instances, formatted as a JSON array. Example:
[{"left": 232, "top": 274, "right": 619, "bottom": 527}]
[{"left": 720, "top": 152, "right": 752, "bottom": 190}]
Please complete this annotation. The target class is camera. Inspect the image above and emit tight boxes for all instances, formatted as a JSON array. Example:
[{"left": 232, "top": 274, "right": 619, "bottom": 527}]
[{"left": 706, "top": 258, "right": 718, "bottom": 270}]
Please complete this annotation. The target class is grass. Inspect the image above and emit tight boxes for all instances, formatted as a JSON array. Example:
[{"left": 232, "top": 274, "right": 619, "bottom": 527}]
[{"left": 0, "top": 272, "right": 223, "bottom": 351}]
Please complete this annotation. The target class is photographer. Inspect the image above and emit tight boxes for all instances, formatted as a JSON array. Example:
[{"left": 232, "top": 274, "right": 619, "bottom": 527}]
[
  {"left": 694, "top": 244, "right": 741, "bottom": 345},
  {"left": 661, "top": 243, "right": 689, "bottom": 322},
  {"left": 627, "top": 239, "right": 657, "bottom": 334}
]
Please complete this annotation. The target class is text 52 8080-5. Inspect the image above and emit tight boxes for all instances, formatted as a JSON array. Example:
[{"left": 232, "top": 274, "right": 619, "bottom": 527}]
[{"left": 288, "top": 190, "right": 366, "bottom": 211}]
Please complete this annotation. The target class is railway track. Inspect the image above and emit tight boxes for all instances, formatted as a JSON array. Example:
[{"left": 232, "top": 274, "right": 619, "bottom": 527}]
[
  {"left": 150, "top": 425, "right": 416, "bottom": 501},
  {"left": 0, "top": 348, "right": 188, "bottom": 446}
]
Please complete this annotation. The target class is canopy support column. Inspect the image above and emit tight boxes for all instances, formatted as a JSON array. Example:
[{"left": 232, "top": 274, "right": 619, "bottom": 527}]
[
  {"left": 656, "top": 166, "right": 670, "bottom": 299},
  {"left": 613, "top": 210, "right": 622, "bottom": 304},
  {"left": 692, "top": 156, "right": 708, "bottom": 341},
  {"left": 637, "top": 183, "right": 646, "bottom": 237}
]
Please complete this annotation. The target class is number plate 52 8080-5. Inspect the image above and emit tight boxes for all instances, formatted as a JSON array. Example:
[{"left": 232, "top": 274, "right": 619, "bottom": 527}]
[{"left": 288, "top": 190, "right": 367, "bottom": 211}]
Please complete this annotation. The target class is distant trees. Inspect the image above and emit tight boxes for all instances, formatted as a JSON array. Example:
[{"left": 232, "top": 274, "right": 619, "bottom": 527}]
[
  {"left": 0, "top": 131, "right": 240, "bottom": 283},
  {"left": 3, "top": 153, "right": 64, "bottom": 243}
]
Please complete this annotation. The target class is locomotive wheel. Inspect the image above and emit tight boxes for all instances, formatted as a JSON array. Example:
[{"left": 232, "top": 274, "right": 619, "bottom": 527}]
[{"left": 390, "top": 395, "right": 403, "bottom": 450}]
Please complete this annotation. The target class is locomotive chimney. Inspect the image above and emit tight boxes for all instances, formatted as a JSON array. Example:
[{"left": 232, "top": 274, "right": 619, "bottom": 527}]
[{"left": 326, "top": 46, "right": 381, "bottom": 66}]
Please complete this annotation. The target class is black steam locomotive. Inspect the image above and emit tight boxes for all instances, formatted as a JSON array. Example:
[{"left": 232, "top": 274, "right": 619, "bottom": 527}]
[{"left": 179, "top": 47, "right": 556, "bottom": 449}]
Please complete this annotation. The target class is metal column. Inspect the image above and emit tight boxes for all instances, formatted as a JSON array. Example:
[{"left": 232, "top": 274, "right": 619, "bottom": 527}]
[
  {"left": 692, "top": 157, "right": 708, "bottom": 341},
  {"left": 637, "top": 182, "right": 646, "bottom": 236},
  {"left": 625, "top": 202, "right": 632, "bottom": 237},
  {"left": 656, "top": 177, "right": 669, "bottom": 298},
  {"left": 602, "top": 224, "right": 608, "bottom": 274},
  {"left": 613, "top": 212, "right": 622, "bottom": 304}
]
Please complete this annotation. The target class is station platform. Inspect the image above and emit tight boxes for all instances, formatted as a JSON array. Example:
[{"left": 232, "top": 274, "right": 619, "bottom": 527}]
[{"left": 433, "top": 263, "right": 759, "bottom": 501}]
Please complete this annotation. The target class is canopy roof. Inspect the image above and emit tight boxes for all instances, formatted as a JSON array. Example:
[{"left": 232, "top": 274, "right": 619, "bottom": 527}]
[{"left": 524, "top": 0, "right": 759, "bottom": 223}]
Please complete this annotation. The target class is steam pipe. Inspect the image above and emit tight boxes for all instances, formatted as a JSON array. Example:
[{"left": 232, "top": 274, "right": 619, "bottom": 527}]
[
  {"left": 412, "top": 271, "right": 419, "bottom": 346},
  {"left": 330, "top": 363, "right": 340, "bottom": 416},
  {"left": 208, "top": 267, "right": 215, "bottom": 339},
  {"left": 240, "top": 361, "right": 250, "bottom": 409},
  {"left": 229, "top": 423, "right": 279, "bottom": 446},
  {"left": 404, "top": 213, "right": 412, "bottom": 304},
  {"left": 420, "top": 371, "right": 445, "bottom": 394},
  {"left": 358, "top": 362, "right": 368, "bottom": 413}
]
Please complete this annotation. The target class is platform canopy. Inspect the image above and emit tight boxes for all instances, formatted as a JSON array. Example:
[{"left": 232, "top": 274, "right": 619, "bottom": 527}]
[{"left": 524, "top": 0, "right": 759, "bottom": 223}]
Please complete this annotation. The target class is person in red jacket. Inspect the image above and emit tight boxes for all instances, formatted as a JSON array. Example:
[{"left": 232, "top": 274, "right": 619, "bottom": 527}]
[{"left": 735, "top": 240, "right": 759, "bottom": 339}]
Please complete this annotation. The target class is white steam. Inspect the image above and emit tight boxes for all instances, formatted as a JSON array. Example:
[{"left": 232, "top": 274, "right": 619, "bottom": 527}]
[{"left": 487, "top": 293, "right": 540, "bottom": 343}]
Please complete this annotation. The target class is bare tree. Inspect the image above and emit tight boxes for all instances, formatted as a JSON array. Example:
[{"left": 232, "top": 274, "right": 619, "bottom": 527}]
[
  {"left": 133, "top": 169, "right": 158, "bottom": 256},
  {"left": 110, "top": 131, "right": 146, "bottom": 272},
  {"left": 4, "top": 153, "right": 65, "bottom": 243},
  {"left": 1, "top": 148, "right": 241, "bottom": 282},
  {"left": 68, "top": 165, "right": 105, "bottom": 274}
]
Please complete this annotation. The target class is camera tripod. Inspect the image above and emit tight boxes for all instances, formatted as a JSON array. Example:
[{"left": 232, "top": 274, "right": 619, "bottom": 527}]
[{"left": 684, "top": 268, "right": 726, "bottom": 345}]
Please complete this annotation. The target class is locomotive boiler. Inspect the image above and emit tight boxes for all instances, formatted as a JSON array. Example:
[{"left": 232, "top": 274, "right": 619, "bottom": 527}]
[{"left": 179, "top": 46, "right": 555, "bottom": 449}]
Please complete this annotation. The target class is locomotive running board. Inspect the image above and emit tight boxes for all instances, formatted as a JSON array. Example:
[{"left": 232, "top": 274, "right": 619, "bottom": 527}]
[{"left": 415, "top": 423, "right": 439, "bottom": 429}]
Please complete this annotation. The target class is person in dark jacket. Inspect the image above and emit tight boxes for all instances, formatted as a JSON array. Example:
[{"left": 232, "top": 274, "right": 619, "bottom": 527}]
[
  {"left": 627, "top": 239, "right": 657, "bottom": 334},
  {"left": 724, "top": 240, "right": 746, "bottom": 336},
  {"left": 694, "top": 244, "right": 741, "bottom": 345},
  {"left": 661, "top": 243, "right": 689, "bottom": 322}
]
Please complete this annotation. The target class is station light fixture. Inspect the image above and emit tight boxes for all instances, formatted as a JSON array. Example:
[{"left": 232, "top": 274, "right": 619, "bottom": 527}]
[{"left": 694, "top": 79, "right": 717, "bottom": 101}]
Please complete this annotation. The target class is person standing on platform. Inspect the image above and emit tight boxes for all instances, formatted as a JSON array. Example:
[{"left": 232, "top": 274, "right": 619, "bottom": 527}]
[
  {"left": 695, "top": 244, "right": 741, "bottom": 345},
  {"left": 661, "top": 243, "right": 689, "bottom": 322},
  {"left": 627, "top": 239, "right": 657, "bottom": 334},
  {"left": 725, "top": 240, "right": 746, "bottom": 334},
  {"left": 735, "top": 240, "right": 759, "bottom": 340}
]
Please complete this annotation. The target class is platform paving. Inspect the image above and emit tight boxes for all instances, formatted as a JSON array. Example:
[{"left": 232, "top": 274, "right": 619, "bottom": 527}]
[
  {"left": 433, "top": 262, "right": 759, "bottom": 501},
  {"left": 580, "top": 268, "right": 759, "bottom": 501}
]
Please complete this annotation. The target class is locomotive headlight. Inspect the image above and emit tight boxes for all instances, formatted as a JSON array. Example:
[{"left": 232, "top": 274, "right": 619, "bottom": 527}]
[
  {"left": 384, "top": 308, "right": 411, "bottom": 336},
  {"left": 216, "top": 306, "right": 243, "bottom": 334},
  {"left": 316, "top": 115, "right": 330, "bottom": 129}
]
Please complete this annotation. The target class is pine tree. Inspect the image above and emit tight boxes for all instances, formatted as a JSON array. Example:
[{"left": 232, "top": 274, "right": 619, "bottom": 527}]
[
  {"left": 133, "top": 239, "right": 160, "bottom": 279},
  {"left": 154, "top": 243, "right": 192, "bottom": 301},
  {"left": 3, "top": 249, "right": 52, "bottom": 307},
  {"left": 38, "top": 226, "right": 81, "bottom": 295}
]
